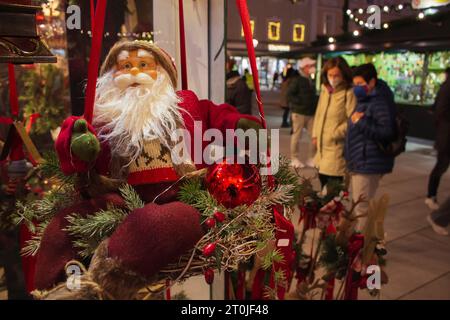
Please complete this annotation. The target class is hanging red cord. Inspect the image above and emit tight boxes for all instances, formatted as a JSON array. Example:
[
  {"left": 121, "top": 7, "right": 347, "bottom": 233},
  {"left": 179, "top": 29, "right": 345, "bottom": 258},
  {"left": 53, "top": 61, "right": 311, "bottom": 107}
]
[
  {"left": 235, "top": 0, "right": 274, "bottom": 186},
  {"left": 8, "top": 64, "right": 19, "bottom": 118},
  {"left": 90, "top": 0, "right": 95, "bottom": 33},
  {"left": 178, "top": 0, "right": 188, "bottom": 90},
  {"left": 83, "top": 0, "right": 108, "bottom": 124}
]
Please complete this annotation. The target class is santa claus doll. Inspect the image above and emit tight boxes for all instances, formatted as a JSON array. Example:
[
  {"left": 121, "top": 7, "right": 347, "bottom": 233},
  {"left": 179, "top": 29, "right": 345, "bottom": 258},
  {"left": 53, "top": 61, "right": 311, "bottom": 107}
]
[{"left": 34, "top": 40, "right": 261, "bottom": 299}]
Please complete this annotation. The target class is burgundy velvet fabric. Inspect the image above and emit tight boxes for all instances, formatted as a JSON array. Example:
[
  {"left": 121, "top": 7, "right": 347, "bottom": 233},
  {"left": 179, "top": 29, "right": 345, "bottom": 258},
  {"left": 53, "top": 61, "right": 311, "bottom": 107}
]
[
  {"left": 34, "top": 193, "right": 125, "bottom": 290},
  {"left": 107, "top": 201, "right": 203, "bottom": 279}
]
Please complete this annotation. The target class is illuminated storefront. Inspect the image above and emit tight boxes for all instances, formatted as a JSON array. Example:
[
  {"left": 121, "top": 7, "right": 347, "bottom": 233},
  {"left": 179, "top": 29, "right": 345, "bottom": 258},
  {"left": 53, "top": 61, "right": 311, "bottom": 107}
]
[{"left": 281, "top": 7, "right": 450, "bottom": 139}]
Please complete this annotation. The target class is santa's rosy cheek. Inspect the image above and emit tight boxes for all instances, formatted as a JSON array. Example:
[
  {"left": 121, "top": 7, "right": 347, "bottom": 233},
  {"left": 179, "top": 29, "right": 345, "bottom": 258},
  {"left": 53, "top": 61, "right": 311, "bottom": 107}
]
[{"left": 146, "top": 70, "right": 157, "bottom": 80}]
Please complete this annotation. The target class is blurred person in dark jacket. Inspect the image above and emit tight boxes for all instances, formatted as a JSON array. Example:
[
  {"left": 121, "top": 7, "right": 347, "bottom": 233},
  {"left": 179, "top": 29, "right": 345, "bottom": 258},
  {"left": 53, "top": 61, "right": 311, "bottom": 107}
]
[
  {"left": 425, "top": 67, "right": 450, "bottom": 210},
  {"left": 287, "top": 57, "right": 318, "bottom": 168},
  {"left": 279, "top": 67, "right": 296, "bottom": 128},
  {"left": 226, "top": 70, "right": 252, "bottom": 115},
  {"left": 345, "top": 64, "right": 397, "bottom": 231}
]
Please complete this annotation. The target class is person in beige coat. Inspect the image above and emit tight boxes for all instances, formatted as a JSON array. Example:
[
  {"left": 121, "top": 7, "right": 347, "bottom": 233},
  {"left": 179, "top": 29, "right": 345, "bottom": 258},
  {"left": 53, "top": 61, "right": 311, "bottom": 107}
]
[{"left": 312, "top": 57, "right": 356, "bottom": 188}]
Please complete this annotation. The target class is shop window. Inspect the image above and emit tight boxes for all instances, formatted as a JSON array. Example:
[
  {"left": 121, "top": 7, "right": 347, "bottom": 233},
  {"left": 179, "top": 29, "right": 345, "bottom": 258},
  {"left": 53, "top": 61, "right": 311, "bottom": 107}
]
[
  {"left": 268, "top": 21, "right": 281, "bottom": 41},
  {"left": 241, "top": 20, "right": 255, "bottom": 37},
  {"left": 293, "top": 23, "right": 305, "bottom": 42}
]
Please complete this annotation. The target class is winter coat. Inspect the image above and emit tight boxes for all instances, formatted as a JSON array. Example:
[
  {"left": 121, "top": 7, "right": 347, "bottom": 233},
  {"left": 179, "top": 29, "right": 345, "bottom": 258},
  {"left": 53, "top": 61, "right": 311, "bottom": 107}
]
[
  {"left": 313, "top": 84, "right": 356, "bottom": 176},
  {"left": 226, "top": 76, "right": 252, "bottom": 115},
  {"left": 345, "top": 79, "right": 396, "bottom": 175},
  {"left": 287, "top": 74, "right": 318, "bottom": 116},
  {"left": 434, "top": 79, "right": 450, "bottom": 154},
  {"left": 279, "top": 79, "right": 291, "bottom": 108}
]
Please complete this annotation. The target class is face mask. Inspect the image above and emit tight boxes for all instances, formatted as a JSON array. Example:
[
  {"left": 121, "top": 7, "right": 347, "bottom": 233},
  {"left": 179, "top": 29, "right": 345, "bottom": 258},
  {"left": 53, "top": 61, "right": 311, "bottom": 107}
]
[
  {"left": 328, "top": 78, "right": 342, "bottom": 89},
  {"left": 353, "top": 85, "right": 369, "bottom": 99}
]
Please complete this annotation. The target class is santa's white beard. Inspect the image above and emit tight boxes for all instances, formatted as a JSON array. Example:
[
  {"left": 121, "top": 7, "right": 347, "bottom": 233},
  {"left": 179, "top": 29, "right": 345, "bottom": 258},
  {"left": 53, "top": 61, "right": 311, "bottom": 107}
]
[{"left": 93, "top": 69, "right": 183, "bottom": 164}]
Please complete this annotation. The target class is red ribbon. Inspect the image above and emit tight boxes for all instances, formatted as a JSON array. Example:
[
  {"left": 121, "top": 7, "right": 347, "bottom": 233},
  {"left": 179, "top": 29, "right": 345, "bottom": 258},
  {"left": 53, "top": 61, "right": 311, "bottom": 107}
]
[
  {"left": 235, "top": 270, "right": 246, "bottom": 300},
  {"left": 0, "top": 117, "right": 13, "bottom": 125},
  {"left": 325, "top": 223, "right": 337, "bottom": 300},
  {"left": 274, "top": 208, "right": 295, "bottom": 300},
  {"left": 235, "top": 0, "right": 274, "bottom": 187},
  {"left": 298, "top": 206, "right": 318, "bottom": 230},
  {"left": 344, "top": 234, "right": 364, "bottom": 300},
  {"left": 26, "top": 113, "right": 41, "bottom": 134},
  {"left": 83, "top": 0, "right": 108, "bottom": 124},
  {"left": 165, "top": 279, "right": 171, "bottom": 300},
  {"left": 178, "top": 0, "right": 188, "bottom": 90},
  {"left": 8, "top": 64, "right": 19, "bottom": 117},
  {"left": 4, "top": 64, "right": 25, "bottom": 162}
]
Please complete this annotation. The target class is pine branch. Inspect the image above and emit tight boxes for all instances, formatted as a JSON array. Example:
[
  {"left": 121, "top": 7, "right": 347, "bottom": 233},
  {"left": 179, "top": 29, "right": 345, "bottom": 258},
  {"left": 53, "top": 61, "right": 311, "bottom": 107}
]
[
  {"left": 178, "top": 178, "right": 221, "bottom": 215},
  {"left": 119, "top": 184, "right": 144, "bottom": 211},
  {"left": 261, "top": 249, "right": 285, "bottom": 270},
  {"left": 40, "top": 151, "right": 76, "bottom": 185},
  {"left": 12, "top": 184, "right": 76, "bottom": 227},
  {"left": 21, "top": 220, "right": 50, "bottom": 257},
  {"left": 319, "top": 234, "right": 348, "bottom": 279},
  {"left": 65, "top": 206, "right": 129, "bottom": 258},
  {"left": 274, "top": 156, "right": 302, "bottom": 205},
  {"left": 260, "top": 184, "right": 295, "bottom": 206}
]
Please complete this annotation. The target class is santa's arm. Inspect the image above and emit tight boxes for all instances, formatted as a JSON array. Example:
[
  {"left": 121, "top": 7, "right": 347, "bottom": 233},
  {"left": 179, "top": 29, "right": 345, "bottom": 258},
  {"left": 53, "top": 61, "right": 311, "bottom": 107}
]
[{"left": 199, "top": 99, "right": 262, "bottom": 132}]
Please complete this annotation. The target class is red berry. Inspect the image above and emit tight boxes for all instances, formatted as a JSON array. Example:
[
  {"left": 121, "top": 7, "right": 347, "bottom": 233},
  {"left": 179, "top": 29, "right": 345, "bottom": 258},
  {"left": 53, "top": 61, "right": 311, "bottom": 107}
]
[
  {"left": 202, "top": 243, "right": 217, "bottom": 257},
  {"left": 204, "top": 218, "right": 216, "bottom": 229},
  {"left": 214, "top": 212, "right": 226, "bottom": 223},
  {"left": 204, "top": 268, "right": 215, "bottom": 285}
]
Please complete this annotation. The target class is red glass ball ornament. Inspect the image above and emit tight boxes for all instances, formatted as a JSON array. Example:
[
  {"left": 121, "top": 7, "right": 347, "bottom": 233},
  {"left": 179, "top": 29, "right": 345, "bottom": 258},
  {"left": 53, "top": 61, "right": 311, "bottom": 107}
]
[
  {"left": 202, "top": 242, "right": 217, "bottom": 257},
  {"left": 204, "top": 268, "right": 215, "bottom": 285},
  {"left": 205, "top": 160, "right": 262, "bottom": 209}
]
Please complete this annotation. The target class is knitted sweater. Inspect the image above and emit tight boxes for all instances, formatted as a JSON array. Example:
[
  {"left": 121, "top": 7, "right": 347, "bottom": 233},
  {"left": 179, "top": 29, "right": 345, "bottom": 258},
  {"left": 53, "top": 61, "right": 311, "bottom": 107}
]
[{"left": 127, "top": 139, "right": 179, "bottom": 186}]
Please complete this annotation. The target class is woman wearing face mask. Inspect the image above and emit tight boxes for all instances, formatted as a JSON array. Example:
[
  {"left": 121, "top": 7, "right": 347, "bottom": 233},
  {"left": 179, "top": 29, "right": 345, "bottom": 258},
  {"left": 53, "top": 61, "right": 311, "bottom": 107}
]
[{"left": 312, "top": 57, "right": 356, "bottom": 189}]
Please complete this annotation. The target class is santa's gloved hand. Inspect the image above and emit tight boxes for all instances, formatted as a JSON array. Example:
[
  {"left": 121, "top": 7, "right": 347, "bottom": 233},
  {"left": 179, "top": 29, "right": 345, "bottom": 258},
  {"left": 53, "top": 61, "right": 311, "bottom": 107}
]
[
  {"left": 236, "top": 118, "right": 272, "bottom": 152},
  {"left": 70, "top": 119, "right": 101, "bottom": 163},
  {"left": 236, "top": 118, "right": 262, "bottom": 132}
]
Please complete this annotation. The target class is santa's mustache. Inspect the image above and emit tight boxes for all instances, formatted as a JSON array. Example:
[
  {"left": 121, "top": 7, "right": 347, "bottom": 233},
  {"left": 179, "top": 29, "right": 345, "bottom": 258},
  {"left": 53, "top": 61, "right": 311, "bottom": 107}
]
[{"left": 113, "top": 72, "right": 155, "bottom": 89}]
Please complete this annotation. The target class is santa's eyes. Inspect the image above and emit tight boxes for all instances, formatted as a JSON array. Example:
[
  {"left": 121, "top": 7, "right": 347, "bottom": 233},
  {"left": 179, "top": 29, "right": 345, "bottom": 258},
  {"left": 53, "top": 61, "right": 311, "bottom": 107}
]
[{"left": 120, "top": 61, "right": 151, "bottom": 70}]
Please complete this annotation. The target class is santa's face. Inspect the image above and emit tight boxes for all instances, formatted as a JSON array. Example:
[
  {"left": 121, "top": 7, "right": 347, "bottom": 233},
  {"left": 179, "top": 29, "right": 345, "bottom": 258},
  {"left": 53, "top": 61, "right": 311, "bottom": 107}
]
[
  {"left": 93, "top": 46, "right": 182, "bottom": 164},
  {"left": 113, "top": 49, "right": 158, "bottom": 89}
]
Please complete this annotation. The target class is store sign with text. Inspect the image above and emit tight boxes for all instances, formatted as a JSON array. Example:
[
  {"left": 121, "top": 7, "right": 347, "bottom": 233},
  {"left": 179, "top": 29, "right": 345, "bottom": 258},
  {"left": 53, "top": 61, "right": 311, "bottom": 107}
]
[
  {"left": 412, "top": 0, "right": 450, "bottom": 9},
  {"left": 268, "top": 44, "right": 291, "bottom": 52}
]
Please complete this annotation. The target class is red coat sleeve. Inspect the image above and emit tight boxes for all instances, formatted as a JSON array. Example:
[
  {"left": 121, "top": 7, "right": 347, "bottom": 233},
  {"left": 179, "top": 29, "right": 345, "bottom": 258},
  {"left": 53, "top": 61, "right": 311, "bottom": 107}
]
[
  {"left": 201, "top": 99, "right": 260, "bottom": 132},
  {"left": 178, "top": 90, "right": 260, "bottom": 133}
]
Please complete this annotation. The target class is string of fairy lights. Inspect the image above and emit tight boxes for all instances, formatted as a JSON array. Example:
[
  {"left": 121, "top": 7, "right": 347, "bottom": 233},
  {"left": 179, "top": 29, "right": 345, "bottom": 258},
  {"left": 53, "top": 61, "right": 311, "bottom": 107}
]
[
  {"left": 78, "top": 30, "right": 158, "bottom": 41},
  {"left": 334, "top": 1, "right": 450, "bottom": 42},
  {"left": 346, "top": 2, "right": 448, "bottom": 32}
]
